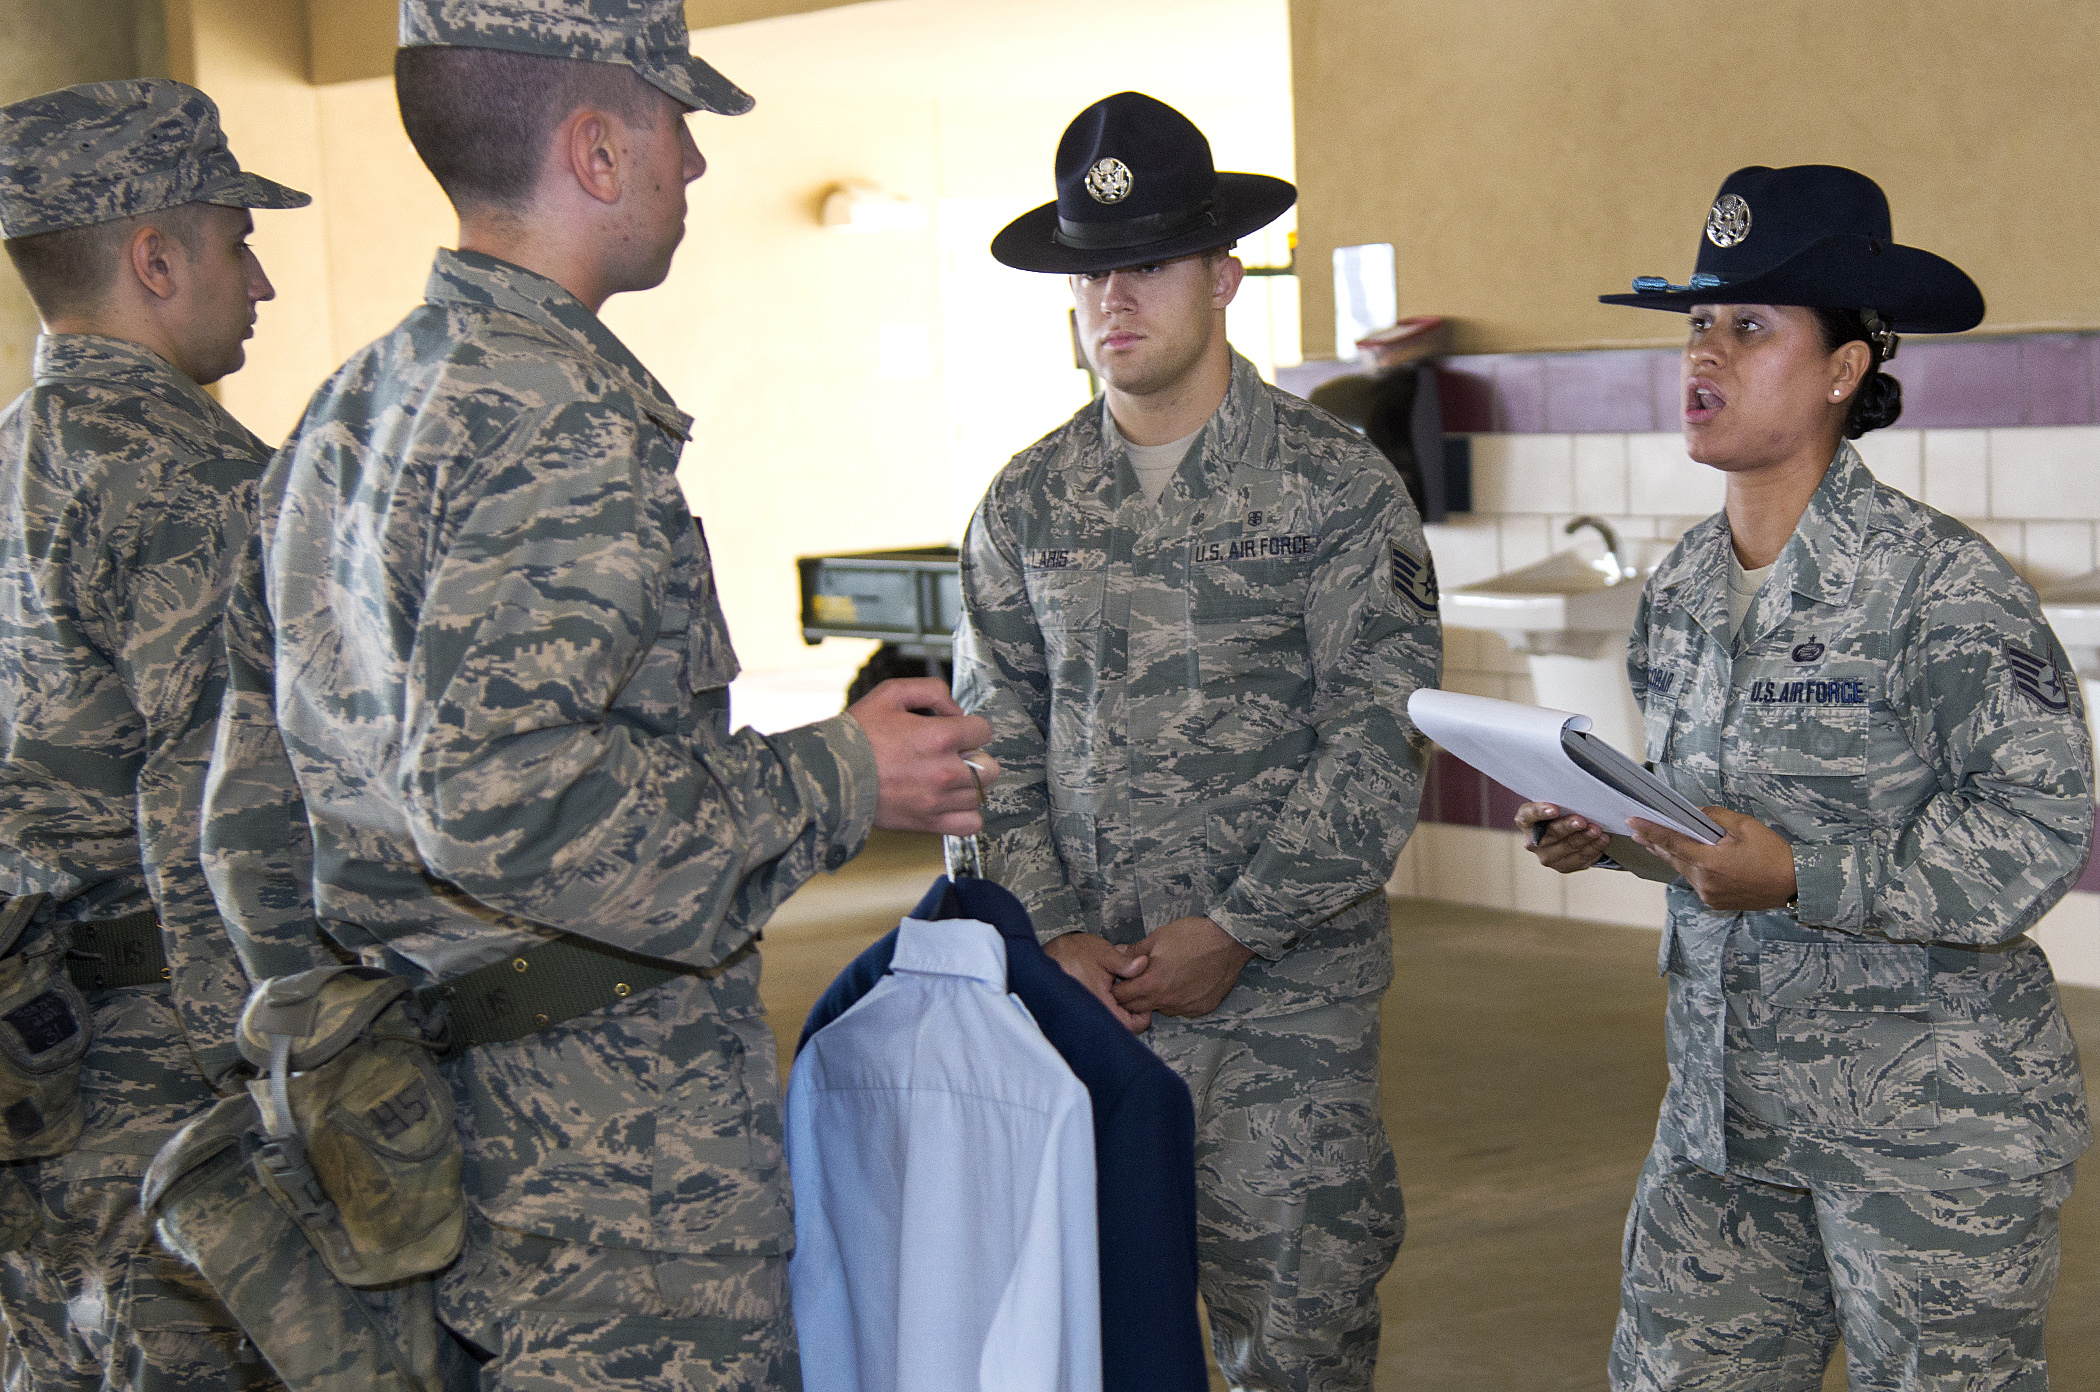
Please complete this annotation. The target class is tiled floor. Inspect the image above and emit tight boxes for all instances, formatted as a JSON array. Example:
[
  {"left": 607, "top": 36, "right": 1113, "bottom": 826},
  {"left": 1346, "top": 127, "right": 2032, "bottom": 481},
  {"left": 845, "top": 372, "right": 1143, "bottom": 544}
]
[{"left": 760, "top": 832, "right": 2100, "bottom": 1391}]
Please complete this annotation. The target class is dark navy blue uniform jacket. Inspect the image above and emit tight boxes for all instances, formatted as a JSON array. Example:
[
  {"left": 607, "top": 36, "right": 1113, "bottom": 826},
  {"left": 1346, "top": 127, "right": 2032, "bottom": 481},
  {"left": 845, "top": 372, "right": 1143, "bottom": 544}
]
[{"left": 797, "top": 875, "right": 1206, "bottom": 1392}]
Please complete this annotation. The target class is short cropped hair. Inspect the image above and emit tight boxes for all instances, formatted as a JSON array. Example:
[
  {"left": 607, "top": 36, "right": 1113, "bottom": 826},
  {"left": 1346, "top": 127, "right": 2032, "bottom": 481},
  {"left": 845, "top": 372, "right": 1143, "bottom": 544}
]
[
  {"left": 395, "top": 46, "right": 658, "bottom": 213},
  {"left": 4, "top": 202, "right": 206, "bottom": 321}
]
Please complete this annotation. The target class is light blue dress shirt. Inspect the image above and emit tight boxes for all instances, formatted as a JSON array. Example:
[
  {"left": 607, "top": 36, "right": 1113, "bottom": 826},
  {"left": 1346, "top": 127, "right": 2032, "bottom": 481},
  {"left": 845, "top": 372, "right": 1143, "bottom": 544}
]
[{"left": 787, "top": 915, "right": 1102, "bottom": 1392}]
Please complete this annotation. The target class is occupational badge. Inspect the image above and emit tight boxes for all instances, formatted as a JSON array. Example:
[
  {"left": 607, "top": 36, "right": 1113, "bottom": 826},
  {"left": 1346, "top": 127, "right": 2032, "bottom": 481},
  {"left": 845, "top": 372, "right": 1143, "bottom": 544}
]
[
  {"left": 1791, "top": 636, "right": 1826, "bottom": 663},
  {"left": 1391, "top": 544, "right": 1438, "bottom": 616},
  {"left": 1706, "top": 193, "right": 1751, "bottom": 248},
  {"left": 1085, "top": 157, "right": 1132, "bottom": 204},
  {"left": 2006, "top": 642, "right": 2072, "bottom": 712}
]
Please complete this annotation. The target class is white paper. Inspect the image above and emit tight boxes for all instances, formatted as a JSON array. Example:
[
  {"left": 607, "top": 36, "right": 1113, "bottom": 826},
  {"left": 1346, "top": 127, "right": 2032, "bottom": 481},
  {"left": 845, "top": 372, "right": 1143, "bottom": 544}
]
[{"left": 1407, "top": 688, "right": 1718, "bottom": 843}]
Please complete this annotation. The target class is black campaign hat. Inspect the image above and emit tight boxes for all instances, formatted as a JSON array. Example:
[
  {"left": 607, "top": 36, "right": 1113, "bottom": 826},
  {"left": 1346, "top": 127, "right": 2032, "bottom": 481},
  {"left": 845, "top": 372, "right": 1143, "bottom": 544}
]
[
  {"left": 1599, "top": 165, "right": 1984, "bottom": 333},
  {"left": 991, "top": 91, "right": 1296, "bottom": 275}
]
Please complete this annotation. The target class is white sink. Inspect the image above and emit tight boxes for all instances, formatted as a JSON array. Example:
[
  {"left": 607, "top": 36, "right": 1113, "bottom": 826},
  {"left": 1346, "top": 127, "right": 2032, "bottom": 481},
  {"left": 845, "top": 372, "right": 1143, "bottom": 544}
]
[
  {"left": 1439, "top": 536, "right": 1675, "bottom": 755},
  {"left": 1441, "top": 539, "right": 1674, "bottom": 649}
]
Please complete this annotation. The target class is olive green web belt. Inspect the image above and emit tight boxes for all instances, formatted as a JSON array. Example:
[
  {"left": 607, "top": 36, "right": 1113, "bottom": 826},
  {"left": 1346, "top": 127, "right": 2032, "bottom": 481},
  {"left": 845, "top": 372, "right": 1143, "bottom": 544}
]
[
  {"left": 418, "top": 934, "right": 698, "bottom": 1053},
  {"left": 66, "top": 909, "right": 170, "bottom": 991},
  {"left": 0, "top": 894, "right": 172, "bottom": 991}
]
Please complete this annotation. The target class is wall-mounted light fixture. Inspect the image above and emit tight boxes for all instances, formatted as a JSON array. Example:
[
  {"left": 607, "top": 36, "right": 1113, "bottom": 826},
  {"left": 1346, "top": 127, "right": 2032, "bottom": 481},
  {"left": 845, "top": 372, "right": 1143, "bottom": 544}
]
[{"left": 819, "top": 180, "right": 928, "bottom": 233}]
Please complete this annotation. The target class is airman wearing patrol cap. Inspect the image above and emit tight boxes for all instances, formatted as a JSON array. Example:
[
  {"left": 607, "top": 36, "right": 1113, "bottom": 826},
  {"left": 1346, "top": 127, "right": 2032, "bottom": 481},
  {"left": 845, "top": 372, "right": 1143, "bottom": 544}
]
[
  {"left": 0, "top": 77, "right": 306, "bottom": 1392},
  {"left": 194, "top": 1, "right": 996, "bottom": 1388}
]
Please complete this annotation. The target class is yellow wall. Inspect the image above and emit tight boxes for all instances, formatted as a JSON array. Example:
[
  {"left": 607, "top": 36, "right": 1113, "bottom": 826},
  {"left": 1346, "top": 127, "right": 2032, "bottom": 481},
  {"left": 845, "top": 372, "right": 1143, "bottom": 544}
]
[
  {"left": 305, "top": 0, "right": 877, "bottom": 85},
  {"left": 0, "top": 0, "right": 167, "bottom": 401},
  {"left": 1291, "top": 0, "right": 2100, "bottom": 356},
  {"left": 166, "top": 0, "right": 336, "bottom": 443},
  {"left": 158, "top": 0, "right": 1293, "bottom": 678}
]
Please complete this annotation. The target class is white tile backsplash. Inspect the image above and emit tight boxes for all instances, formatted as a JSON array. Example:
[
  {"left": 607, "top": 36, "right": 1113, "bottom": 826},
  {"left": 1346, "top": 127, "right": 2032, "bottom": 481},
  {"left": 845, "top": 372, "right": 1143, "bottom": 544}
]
[
  {"left": 2018, "top": 522, "right": 2095, "bottom": 585},
  {"left": 1922, "top": 429, "right": 1990, "bottom": 517},
  {"left": 1509, "top": 835, "right": 1568, "bottom": 918},
  {"left": 1497, "top": 515, "right": 1554, "bottom": 573},
  {"left": 1973, "top": 519, "right": 2025, "bottom": 561},
  {"left": 1423, "top": 517, "right": 1504, "bottom": 590},
  {"left": 1470, "top": 434, "right": 1577, "bottom": 513},
  {"left": 1442, "top": 670, "right": 1511, "bottom": 700},
  {"left": 1988, "top": 426, "right": 2100, "bottom": 520},
  {"left": 1416, "top": 824, "right": 1515, "bottom": 909},
  {"left": 1571, "top": 435, "right": 1631, "bottom": 516},
  {"left": 1627, "top": 434, "right": 1727, "bottom": 516},
  {"left": 1427, "top": 422, "right": 2100, "bottom": 919},
  {"left": 1563, "top": 861, "right": 1670, "bottom": 929},
  {"left": 2031, "top": 892, "right": 2100, "bottom": 989},
  {"left": 1440, "top": 624, "right": 1481, "bottom": 672},
  {"left": 1854, "top": 429, "right": 1922, "bottom": 496},
  {"left": 1385, "top": 835, "right": 1419, "bottom": 898}
]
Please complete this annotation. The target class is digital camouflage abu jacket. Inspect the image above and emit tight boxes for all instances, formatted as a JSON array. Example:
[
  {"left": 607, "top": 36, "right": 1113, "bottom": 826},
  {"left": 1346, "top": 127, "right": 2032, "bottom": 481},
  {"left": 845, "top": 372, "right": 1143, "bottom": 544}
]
[
  {"left": 956, "top": 353, "right": 1442, "bottom": 1019},
  {"left": 0, "top": 334, "right": 264, "bottom": 1090},
  {"left": 1631, "top": 443, "right": 2093, "bottom": 1188},
  {"left": 201, "top": 249, "right": 876, "bottom": 1252}
]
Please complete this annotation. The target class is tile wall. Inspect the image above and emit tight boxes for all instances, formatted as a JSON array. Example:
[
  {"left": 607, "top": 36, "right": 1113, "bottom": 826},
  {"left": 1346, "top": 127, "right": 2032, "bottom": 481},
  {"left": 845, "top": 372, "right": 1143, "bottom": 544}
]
[{"left": 1347, "top": 337, "right": 2100, "bottom": 987}]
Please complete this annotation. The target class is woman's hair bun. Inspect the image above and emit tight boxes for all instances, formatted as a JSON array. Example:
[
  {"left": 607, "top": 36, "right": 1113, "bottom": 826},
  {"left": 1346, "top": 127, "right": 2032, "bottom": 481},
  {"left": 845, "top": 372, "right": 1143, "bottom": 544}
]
[
  {"left": 1846, "top": 369, "right": 1902, "bottom": 438},
  {"left": 1813, "top": 306, "right": 1905, "bottom": 438}
]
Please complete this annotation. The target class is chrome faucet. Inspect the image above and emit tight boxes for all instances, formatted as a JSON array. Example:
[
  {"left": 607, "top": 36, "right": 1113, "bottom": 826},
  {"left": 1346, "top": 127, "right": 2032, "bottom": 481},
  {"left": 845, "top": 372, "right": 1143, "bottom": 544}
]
[{"left": 1565, "top": 515, "right": 1632, "bottom": 582}]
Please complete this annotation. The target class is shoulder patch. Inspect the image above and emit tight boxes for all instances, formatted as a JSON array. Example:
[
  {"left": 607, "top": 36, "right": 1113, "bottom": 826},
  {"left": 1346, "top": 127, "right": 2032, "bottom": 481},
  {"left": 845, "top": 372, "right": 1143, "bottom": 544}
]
[
  {"left": 2006, "top": 642, "right": 2072, "bottom": 712},
  {"left": 1392, "top": 544, "right": 1439, "bottom": 615}
]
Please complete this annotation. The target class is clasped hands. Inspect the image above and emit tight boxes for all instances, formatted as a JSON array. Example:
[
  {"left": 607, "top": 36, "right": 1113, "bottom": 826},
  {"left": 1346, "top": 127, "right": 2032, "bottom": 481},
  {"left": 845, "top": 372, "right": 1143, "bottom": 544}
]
[
  {"left": 1514, "top": 801, "right": 1798, "bottom": 913},
  {"left": 1044, "top": 916, "right": 1255, "bottom": 1033}
]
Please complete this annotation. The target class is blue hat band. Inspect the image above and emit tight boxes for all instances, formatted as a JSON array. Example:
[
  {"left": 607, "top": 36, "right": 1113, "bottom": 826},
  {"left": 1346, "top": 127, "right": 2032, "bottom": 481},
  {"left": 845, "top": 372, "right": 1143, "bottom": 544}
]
[{"left": 1631, "top": 272, "right": 1724, "bottom": 294}]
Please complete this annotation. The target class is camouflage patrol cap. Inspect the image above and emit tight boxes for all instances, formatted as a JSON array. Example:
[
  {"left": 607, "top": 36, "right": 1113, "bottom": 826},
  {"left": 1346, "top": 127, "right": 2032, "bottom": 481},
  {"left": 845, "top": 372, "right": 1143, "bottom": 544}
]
[
  {"left": 400, "top": 0, "right": 754, "bottom": 117},
  {"left": 0, "top": 79, "right": 310, "bottom": 239}
]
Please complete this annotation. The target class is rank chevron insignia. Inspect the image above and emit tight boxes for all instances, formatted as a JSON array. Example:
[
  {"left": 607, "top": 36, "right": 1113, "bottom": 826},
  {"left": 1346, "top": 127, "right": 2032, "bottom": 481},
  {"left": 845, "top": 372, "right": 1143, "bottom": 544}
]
[
  {"left": 1391, "top": 544, "right": 1438, "bottom": 615},
  {"left": 2006, "top": 642, "right": 2071, "bottom": 712}
]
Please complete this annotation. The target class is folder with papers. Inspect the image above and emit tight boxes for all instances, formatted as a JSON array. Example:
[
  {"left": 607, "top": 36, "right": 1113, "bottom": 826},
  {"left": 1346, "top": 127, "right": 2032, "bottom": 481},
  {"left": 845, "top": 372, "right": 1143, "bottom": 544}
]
[{"left": 1407, "top": 689, "right": 1724, "bottom": 850}]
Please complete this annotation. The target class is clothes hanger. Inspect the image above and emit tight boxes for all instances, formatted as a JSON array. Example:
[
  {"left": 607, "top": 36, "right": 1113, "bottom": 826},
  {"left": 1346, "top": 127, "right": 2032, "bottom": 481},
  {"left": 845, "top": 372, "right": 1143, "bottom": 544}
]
[
  {"left": 937, "top": 757, "right": 991, "bottom": 917},
  {"left": 943, "top": 755, "right": 991, "bottom": 883}
]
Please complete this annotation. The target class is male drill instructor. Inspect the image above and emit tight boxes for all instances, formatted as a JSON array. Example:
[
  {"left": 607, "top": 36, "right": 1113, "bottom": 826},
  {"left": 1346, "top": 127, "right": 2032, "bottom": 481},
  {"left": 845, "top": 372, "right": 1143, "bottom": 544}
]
[
  {"left": 0, "top": 80, "right": 307, "bottom": 1389},
  {"left": 959, "top": 92, "right": 1441, "bottom": 1390},
  {"left": 197, "top": 1, "right": 995, "bottom": 1386}
]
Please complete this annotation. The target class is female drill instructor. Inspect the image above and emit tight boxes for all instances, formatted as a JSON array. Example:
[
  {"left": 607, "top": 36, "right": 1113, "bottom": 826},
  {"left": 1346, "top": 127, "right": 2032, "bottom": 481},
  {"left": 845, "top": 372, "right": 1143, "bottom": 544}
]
[{"left": 1519, "top": 165, "right": 2092, "bottom": 1389}]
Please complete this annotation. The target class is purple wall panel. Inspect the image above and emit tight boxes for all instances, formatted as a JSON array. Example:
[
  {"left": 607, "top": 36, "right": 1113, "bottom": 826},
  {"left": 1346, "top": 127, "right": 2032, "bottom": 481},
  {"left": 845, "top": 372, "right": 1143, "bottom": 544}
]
[
  {"left": 1438, "top": 753, "right": 1487, "bottom": 828},
  {"left": 1545, "top": 351, "right": 1663, "bottom": 433},
  {"left": 1483, "top": 778, "right": 1527, "bottom": 833},
  {"left": 1490, "top": 355, "right": 1549, "bottom": 434},
  {"left": 1429, "top": 332, "right": 2099, "bottom": 436},
  {"left": 1889, "top": 339, "right": 2023, "bottom": 428},
  {"left": 1649, "top": 350, "right": 1683, "bottom": 432},
  {"left": 2019, "top": 336, "right": 2097, "bottom": 426},
  {"left": 1424, "top": 749, "right": 1509, "bottom": 830}
]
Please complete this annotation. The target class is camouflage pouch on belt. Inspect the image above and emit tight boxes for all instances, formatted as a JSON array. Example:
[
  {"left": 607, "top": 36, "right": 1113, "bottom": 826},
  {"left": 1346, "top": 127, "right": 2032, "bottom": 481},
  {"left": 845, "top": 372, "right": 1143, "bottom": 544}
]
[
  {"left": 0, "top": 1161, "right": 39, "bottom": 1251},
  {"left": 232, "top": 965, "right": 465, "bottom": 1288},
  {"left": 0, "top": 893, "right": 90, "bottom": 1167},
  {"left": 143, "top": 1093, "right": 453, "bottom": 1392}
]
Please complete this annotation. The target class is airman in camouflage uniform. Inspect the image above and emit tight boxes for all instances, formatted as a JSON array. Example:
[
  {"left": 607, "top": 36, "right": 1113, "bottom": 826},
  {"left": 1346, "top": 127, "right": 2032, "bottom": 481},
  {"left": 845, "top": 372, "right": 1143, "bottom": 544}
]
[
  {"left": 0, "top": 78, "right": 308, "bottom": 1390},
  {"left": 962, "top": 94, "right": 1439, "bottom": 1390},
  {"left": 1610, "top": 445, "right": 2091, "bottom": 1389},
  {"left": 197, "top": 2, "right": 993, "bottom": 1388},
  {"left": 1527, "top": 166, "right": 2091, "bottom": 1390}
]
